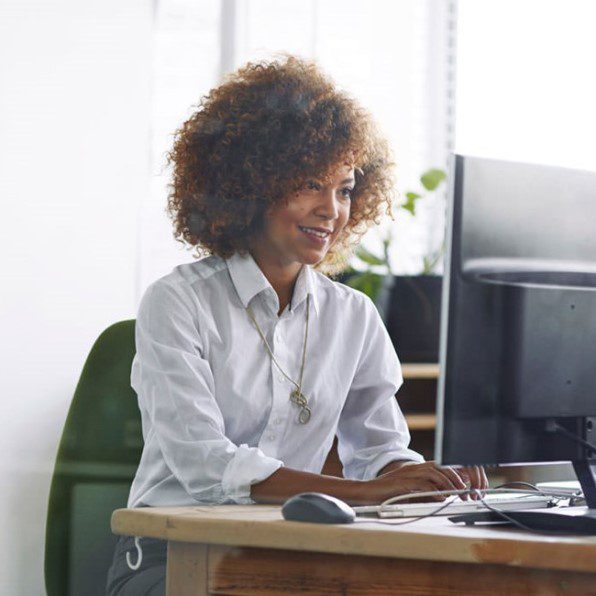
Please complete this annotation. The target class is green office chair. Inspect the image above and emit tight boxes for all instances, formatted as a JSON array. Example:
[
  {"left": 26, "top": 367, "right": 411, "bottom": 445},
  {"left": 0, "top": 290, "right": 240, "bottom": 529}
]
[{"left": 45, "top": 320, "right": 143, "bottom": 596}]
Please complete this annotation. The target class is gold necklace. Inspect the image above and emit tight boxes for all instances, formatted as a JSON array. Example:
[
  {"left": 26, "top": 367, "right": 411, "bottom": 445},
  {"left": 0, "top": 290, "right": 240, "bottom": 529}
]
[{"left": 245, "top": 294, "right": 311, "bottom": 424}]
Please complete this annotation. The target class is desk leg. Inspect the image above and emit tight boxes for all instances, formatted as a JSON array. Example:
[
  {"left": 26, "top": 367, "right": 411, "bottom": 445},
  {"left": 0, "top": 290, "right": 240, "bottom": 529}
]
[{"left": 166, "top": 541, "right": 208, "bottom": 596}]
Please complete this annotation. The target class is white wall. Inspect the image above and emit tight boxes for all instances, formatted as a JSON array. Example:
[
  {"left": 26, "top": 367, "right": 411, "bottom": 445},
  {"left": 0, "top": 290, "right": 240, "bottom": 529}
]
[
  {"left": 0, "top": 1, "right": 453, "bottom": 591},
  {"left": 455, "top": 0, "right": 596, "bottom": 171},
  {"left": 140, "top": 0, "right": 220, "bottom": 292},
  {"left": 0, "top": 0, "right": 152, "bottom": 593}
]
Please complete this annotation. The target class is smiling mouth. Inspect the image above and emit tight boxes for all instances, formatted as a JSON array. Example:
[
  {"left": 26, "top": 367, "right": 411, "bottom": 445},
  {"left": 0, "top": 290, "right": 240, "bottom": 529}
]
[{"left": 298, "top": 226, "right": 332, "bottom": 239}]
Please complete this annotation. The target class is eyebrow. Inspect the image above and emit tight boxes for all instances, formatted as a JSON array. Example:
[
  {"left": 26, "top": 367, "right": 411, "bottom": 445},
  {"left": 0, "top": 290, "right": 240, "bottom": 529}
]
[{"left": 311, "top": 176, "right": 356, "bottom": 186}]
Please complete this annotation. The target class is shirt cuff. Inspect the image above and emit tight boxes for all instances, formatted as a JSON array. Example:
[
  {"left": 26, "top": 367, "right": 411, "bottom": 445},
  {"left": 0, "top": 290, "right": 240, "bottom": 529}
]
[
  {"left": 221, "top": 444, "right": 284, "bottom": 503},
  {"left": 363, "top": 449, "right": 425, "bottom": 481}
]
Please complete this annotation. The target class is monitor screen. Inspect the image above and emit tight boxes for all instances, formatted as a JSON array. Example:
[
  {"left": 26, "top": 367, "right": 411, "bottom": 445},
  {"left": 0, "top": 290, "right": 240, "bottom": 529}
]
[{"left": 435, "top": 155, "right": 596, "bottom": 470}]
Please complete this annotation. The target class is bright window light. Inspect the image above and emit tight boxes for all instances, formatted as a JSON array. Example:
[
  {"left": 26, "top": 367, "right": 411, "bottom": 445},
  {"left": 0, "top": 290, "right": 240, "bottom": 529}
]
[{"left": 455, "top": 0, "right": 596, "bottom": 172}]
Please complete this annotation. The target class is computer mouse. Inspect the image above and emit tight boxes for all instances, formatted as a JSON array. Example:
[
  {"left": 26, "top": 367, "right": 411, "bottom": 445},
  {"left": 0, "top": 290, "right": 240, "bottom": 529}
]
[{"left": 281, "top": 492, "right": 356, "bottom": 524}]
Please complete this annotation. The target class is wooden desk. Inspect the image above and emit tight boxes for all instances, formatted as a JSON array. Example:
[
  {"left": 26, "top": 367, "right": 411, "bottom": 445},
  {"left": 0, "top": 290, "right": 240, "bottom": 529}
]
[{"left": 111, "top": 505, "right": 596, "bottom": 595}]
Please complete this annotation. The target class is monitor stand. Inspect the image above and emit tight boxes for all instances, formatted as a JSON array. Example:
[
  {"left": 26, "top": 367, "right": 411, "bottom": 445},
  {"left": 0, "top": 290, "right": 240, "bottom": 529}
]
[{"left": 450, "top": 460, "right": 596, "bottom": 534}]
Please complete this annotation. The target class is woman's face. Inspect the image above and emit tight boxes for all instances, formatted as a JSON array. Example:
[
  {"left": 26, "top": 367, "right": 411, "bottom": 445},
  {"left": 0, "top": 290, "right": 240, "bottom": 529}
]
[{"left": 251, "top": 164, "right": 355, "bottom": 273}]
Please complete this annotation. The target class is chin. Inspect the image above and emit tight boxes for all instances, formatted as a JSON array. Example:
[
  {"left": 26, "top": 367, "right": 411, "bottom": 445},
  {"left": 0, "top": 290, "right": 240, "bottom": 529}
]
[
  {"left": 300, "top": 250, "right": 328, "bottom": 266},
  {"left": 304, "top": 258, "right": 323, "bottom": 267}
]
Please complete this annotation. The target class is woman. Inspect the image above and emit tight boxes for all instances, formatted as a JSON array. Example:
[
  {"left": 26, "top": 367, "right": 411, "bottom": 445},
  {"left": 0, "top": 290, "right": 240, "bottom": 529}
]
[{"left": 107, "top": 55, "right": 487, "bottom": 595}]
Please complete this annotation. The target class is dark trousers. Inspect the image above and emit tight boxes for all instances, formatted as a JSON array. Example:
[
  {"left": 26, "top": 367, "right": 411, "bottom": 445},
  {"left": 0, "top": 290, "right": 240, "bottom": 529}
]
[{"left": 106, "top": 535, "right": 167, "bottom": 596}]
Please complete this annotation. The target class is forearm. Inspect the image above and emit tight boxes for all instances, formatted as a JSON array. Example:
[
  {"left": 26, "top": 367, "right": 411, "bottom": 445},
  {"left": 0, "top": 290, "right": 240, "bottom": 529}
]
[
  {"left": 250, "top": 460, "right": 479, "bottom": 506},
  {"left": 250, "top": 466, "right": 369, "bottom": 506},
  {"left": 376, "top": 460, "right": 412, "bottom": 477}
]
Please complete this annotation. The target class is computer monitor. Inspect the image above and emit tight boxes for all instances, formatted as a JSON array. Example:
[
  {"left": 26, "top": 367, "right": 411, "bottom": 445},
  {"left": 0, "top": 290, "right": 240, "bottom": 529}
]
[{"left": 435, "top": 154, "right": 596, "bottom": 530}]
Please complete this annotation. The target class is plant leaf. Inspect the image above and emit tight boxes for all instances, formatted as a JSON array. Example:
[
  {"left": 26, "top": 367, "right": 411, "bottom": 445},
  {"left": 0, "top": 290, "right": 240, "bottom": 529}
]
[
  {"left": 368, "top": 273, "right": 383, "bottom": 303},
  {"left": 422, "top": 255, "right": 433, "bottom": 274},
  {"left": 344, "top": 271, "right": 370, "bottom": 292},
  {"left": 422, "top": 246, "right": 444, "bottom": 274},
  {"left": 402, "top": 191, "right": 421, "bottom": 215},
  {"left": 344, "top": 271, "right": 384, "bottom": 302},
  {"left": 420, "top": 168, "right": 446, "bottom": 191},
  {"left": 355, "top": 245, "right": 386, "bottom": 266}
]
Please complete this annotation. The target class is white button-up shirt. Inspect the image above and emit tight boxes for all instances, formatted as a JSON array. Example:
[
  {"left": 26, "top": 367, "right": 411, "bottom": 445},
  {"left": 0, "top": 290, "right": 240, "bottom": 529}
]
[{"left": 128, "top": 252, "right": 423, "bottom": 507}]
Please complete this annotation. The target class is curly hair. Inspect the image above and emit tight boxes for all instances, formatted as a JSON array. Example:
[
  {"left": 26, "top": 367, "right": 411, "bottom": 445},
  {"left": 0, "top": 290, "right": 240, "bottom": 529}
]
[{"left": 166, "top": 55, "right": 395, "bottom": 275}]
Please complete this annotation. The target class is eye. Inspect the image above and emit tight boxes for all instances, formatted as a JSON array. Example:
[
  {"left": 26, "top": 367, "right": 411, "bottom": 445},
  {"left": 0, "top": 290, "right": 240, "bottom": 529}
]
[{"left": 341, "top": 187, "right": 354, "bottom": 199}]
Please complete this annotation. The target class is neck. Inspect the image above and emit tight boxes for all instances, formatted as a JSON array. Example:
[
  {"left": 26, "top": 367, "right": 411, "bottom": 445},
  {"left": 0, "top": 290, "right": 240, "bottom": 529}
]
[{"left": 249, "top": 251, "right": 302, "bottom": 315}]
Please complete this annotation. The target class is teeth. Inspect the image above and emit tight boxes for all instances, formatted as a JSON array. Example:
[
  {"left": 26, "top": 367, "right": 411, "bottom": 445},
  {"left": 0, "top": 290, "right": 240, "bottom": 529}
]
[{"left": 300, "top": 226, "right": 330, "bottom": 238}]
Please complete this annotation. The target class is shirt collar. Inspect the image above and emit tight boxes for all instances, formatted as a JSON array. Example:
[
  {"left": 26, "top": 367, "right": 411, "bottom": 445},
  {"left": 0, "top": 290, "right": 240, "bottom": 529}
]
[
  {"left": 225, "top": 252, "right": 272, "bottom": 308},
  {"left": 225, "top": 252, "right": 319, "bottom": 316},
  {"left": 291, "top": 262, "right": 320, "bottom": 316}
]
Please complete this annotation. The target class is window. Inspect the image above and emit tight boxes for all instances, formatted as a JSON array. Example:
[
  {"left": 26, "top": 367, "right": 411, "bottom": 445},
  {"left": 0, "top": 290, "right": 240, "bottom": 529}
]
[{"left": 140, "top": 0, "right": 455, "bottom": 292}]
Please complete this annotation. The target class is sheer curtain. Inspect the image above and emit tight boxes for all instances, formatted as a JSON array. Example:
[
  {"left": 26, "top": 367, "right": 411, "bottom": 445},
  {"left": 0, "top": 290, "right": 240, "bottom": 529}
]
[{"left": 139, "top": 0, "right": 456, "bottom": 296}]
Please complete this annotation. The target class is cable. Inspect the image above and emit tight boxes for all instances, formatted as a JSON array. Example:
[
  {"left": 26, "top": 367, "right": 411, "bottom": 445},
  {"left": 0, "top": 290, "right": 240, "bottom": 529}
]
[
  {"left": 355, "top": 497, "right": 462, "bottom": 526},
  {"left": 476, "top": 491, "right": 575, "bottom": 537},
  {"left": 544, "top": 419, "right": 596, "bottom": 453},
  {"left": 495, "top": 480, "right": 584, "bottom": 504},
  {"left": 494, "top": 481, "right": 542, "bottom": 491},
  {"left": 378, "top": 487, "right": 572, "bottom": 510},
  {"left": 126, "top": 536, "right": 143, "bottom": 571},
  {"left": 356, "top": 487, "right": 571, "bottom": 529},
  {"left": 356, "top": 496, "right": 462, "bottom": 526}
]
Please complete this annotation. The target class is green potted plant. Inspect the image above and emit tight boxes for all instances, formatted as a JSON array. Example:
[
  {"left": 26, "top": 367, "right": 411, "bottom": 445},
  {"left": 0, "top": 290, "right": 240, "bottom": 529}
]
[{"left": 342, "top": 168, "right": 447, "bottom": 362}]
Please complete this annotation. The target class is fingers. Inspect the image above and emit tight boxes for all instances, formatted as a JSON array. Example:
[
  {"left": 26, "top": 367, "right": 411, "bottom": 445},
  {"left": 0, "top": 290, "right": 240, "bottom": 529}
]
[
  {"left": 379, "top": 461, "right": 487, "bottom": 503},
  {"left": 460, "top": 466, "right": 489, "bottom": 499},
  {"left": 475, "top": 466, "right": 489, "bottom": 491},
  {"left": 480, "top": 467, "right": 489, "bottom": 490},
  {"left": 417, "top": 464, "right": 467, "bottom": 500},
  {"left": 425, "top": 462, "right": 487, "bottom": 501},
  {"left": 434, "top": 465, "right": 468, "bottom": 499},
  {"left": 411, "top": 480, "right": 447, "bottom": 502}
]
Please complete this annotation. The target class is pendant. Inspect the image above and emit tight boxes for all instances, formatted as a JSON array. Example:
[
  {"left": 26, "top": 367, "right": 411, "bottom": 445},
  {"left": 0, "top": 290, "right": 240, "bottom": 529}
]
[
  {"left": 290, "top": 389, "right": 306, "bottom": 407},
  {"left": 298, "top": 406, "right": 311, "bottom": 424},
  {"left": 290, "top": 389, "right": 311, "bottom": 423}
]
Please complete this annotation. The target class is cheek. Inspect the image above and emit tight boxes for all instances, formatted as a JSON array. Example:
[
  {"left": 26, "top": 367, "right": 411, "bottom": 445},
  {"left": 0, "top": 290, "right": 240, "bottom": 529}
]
[
  {"left": 339, "top": 203, "right": 351, "bottom": 227},
  {"left": 267, "top": 205, "right": 302, "bottom": 232},
  {"left": 284, "top": 211, "right": 305, "bottom": 230},
  {"left": 284, "top": 203, "right": 310, "bottom": 224}
]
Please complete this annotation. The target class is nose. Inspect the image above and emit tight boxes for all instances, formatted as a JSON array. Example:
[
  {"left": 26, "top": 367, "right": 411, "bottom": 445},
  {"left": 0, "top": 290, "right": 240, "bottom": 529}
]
[{"left": 316, "top": 188, "right": 340, "bottom": 220}]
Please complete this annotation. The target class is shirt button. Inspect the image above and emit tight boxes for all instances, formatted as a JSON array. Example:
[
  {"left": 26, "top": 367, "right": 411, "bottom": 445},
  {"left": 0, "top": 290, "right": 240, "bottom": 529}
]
[
  {"left": 274, "top": 418, "right": 283, "bottom": 425},
  {"left": 268, "top": 434, "right": 276, "bottom": 441}
]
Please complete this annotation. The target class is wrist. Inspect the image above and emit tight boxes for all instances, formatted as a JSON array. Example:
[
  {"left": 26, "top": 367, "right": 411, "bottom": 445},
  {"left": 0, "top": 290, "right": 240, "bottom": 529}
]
[
  {"left": 376, "top": 459, "right": 412, "bottom": 477},
  {"left": 338, "top": 477, "right": 371, "bottom": 506},
  {"left": 251, "top": 466, "right": 369, "bottom": 505}
]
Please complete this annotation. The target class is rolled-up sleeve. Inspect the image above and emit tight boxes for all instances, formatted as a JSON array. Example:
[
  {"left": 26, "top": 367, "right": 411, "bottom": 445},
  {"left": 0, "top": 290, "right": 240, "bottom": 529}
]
[
  {"left": 132, "top": 281, "right": 283, "bottom": 504},
  {"left": 336, "top": 296, "right": 424, "bottom": 480}
]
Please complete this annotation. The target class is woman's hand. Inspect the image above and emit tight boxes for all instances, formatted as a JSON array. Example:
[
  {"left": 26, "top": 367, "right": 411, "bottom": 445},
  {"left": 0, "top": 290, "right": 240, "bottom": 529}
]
[
  {"left": 364, "top": 460, "right": 489, "bottom": 505},
  {"left": 250, "top": 462, "right": 489, "bottom": 507},
  {"left": 457, "top": 464, "right": 489, "bottom": 498}
]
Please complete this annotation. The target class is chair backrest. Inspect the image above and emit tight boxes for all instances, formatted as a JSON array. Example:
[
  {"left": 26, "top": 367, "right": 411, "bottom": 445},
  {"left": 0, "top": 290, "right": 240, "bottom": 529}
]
[{"left": 45, "top": 320, "right": 143, "bottom": 596}]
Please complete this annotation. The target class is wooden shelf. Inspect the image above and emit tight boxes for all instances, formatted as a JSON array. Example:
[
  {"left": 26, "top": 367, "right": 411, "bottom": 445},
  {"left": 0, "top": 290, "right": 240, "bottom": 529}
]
[
  {"left": 404, "top": 413, "right": 437, "bottom": 430},
  {"left": 400, "top": 364, "right": 439, "bottom": 455},
  {"left": 401, "top": 363, "right": 439, "bottom": 379}
]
